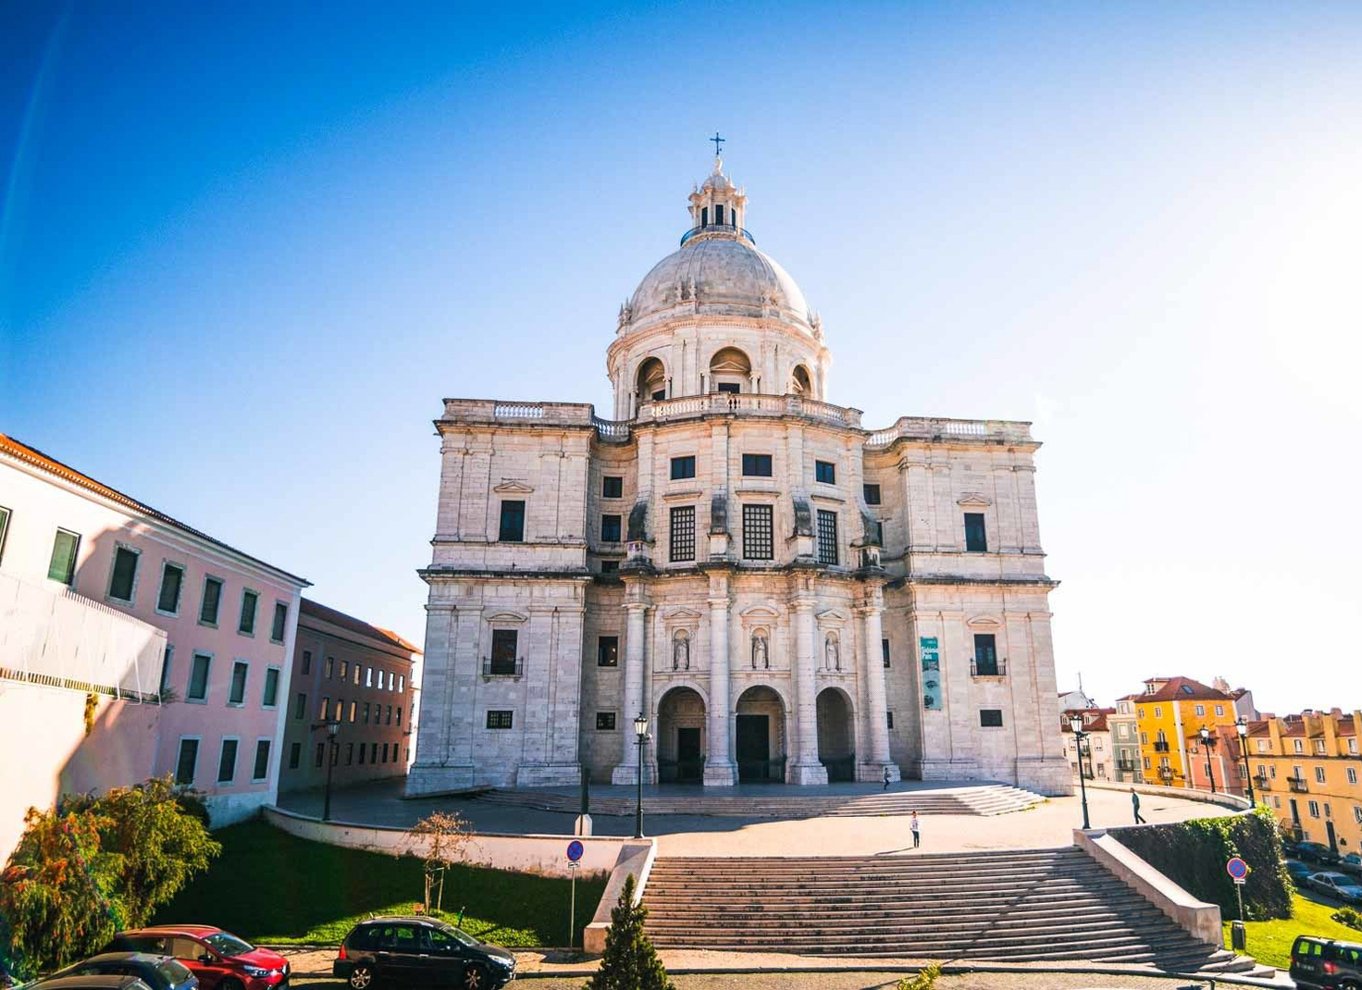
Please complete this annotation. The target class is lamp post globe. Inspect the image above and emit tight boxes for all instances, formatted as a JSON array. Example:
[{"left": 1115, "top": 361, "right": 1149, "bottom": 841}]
[
  {"left": 318, "top": 719, "right": 341, "bottom": 822},
  {"left": 633, "top": 712, "right": 649, "bottom": 839},
  {"left": 1198, "top": 725, "right": 1218, "bottom": 794},
  {"left": 1068, "top": 714, "right": 1091, "bottom": 830}
]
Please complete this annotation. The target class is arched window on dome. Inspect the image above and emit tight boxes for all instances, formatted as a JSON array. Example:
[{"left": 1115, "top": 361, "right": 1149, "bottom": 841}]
[
  {"left": 637, "top": 358, "right": 667, "bottom": 403},
  {"left": 709, "top": 347, "right": 752, "bottom": 394},
  {"left": 791, "top": 364, "right": 813, "bottom": 396}
]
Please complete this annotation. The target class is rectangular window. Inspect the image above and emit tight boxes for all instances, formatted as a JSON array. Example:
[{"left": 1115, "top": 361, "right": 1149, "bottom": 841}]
[
  {"left": 325, "top": 656, "right": 335, "bottom": 678},
  {"left": 358, "top": 742, "right": 366, "bottom": 764},
  {"left": 341, "top": 659, "right": 350, "bottom": 680},
  {"left": 345, "top": 743, "right": 354, "bottom": 765},
  {"left": 228, "top": 661, "right": 248, "bottom": 705},
  {"left": 199, "top": 576, "right": 223, "bottom": 625},
  {"left": 319, "top": 695, "right": 330, "bottom": 720},
  {"left": 348, "top": 700, "right": 357, "bottom": 721},
  {"left": 596, "top": 712, "right": 616, "bottom": 731},
  {"left": 601, "top": 514, "right": 622, "bottom": 542},
  {"left": 159, "top": 645, "right": 174, "bottom": 694},
  {"left": 887, "top": 711, "right": 895, "bottom": 729},
  {"left": 363, "top": 702, "right": 371, "bottom": 724},
  {"left": 152, "top": 562, "right": 183, "bottom": 614},
  {"left": 271, "top": 602, "right": 288, "bottom": 643},
  {"left": 742, "top": 503, "right": 774, "bottom": 560},
  {"left": 815, "top": 460, "right": 836, "bottom": 484},
  {"left": 187, "top": 653, "right": 211, "bottom": 702},
  {"left": 294, "top": 692, "right": 307, "bottom": 720},
  {"left": 252, "top": 740, "right": 270, "bottom": 781},
  {"left": 238, "top": 590, "right": 258, "bottom": 634},
  {"left": 262, "top": 667, "right": 280, "bottom": 708},
  {"left": 386, "top": 705, "right": 393, "bottom": 724},
  {"left": 396, "top": 706, "right": 402, "bottom": 725},
  {"left": 598, "top": 636, "right": 619, "bottom": 667},
  {"left": 301, "top": 650, "right": 312, "bottom": 675},
  {"left": 602, "top": 476, "right": 623, "bottom": 498},
  {"left": 980, "top": 709, "right": 1004, "bottom": 728},
  {"left": 175, "top": 739, "right": 198, "bottom": 785},
  {"left": 716, "top": 382, "right": 740, "bottom": 394},
  {"left": 882, "top": 639, "right": 891, "bottom": 668},
  {"left": 1347, "top": 767, "right": 1358, "bottom": 784},
  {"left": 365, "top": 666, "right": 373, "bottom": 688},
  {"left": 315, "top": 742, "right": 325, "bottom": 768},
  {"left": 217, "top": 739, "right": 238, "bottom": 783},
  {"left": 1315, "top": 766, "right": 1326, "bottom": 783},
  {"left": 108, "top": 546, "right": 139, "bottom": 602},
  {"left": 288, "top": 742, "right": 301, "bottom": 770},
  {"left": 498, "top": 500, "right": 525, "bottom": 542},
  {"left": 486, "top": 710, "right": 514, "bottom": 729},
  {"left": 742, "top": 453, "right": 773, "bottom": 477},
  {"left": 964, "top": 513, "right": 988, "bottom": 552},
  {"left": 1308, "top": 800, "right": 1320, "bottom": 818},
  {"left": 370, "top": 743, "right": 378, "bottom": 764},
  {"left": 382, "top": 743, "right": 389, "bottom": 763},
  {"left": 816, "top": 509, "right": 839, "bottom": 565},
  {"left": 670, "top": 455, "right": 696, "bottom": 480},
  {"left": 863, "top": 483, "right": 882, "bottom": 505},
  {"left": 48, "top": 528, "right": 80, "bottom": 585},
  {"left": 973, "top": 634, "right": 998, "bottom": 676},
  {"left": 0, "top": 506, "right": 9, "bottom": 563},
  {"left": 601, "top": 560, "right": 619, "bottom": 573},
  {"left": 1194, "top": 704, "right": 1205, "bottom": 716},
  {"left": 670, "top": 505, "right": 696, "bottom": 562},
  {"left": 1215, "top": 705, "right": 1225, "bottom": 716},
  {"left": 490, "top": 629, "right": 518, "bottom": 674}
]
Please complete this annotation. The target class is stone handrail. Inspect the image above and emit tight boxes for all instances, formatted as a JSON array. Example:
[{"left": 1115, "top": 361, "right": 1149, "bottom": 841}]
[
  {"left": 864, "top": 416, "right": 1034, "bottom": 448},
  {"left": 639, "top": 392, "right": 863, "bottom": 429}
]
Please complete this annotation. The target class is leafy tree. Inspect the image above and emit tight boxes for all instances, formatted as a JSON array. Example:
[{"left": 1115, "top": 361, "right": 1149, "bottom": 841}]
[
  {"left": 64, "top": 776, "right": 221, "bottom": 927},
  {"left": 0, "top": 805, "right": 122, "bottom": 975},
  {"left": 0, "top": 776, "right": 219, "bottom": 975},
  {"left": 583, "top": 874, "right": 673, "bottom": 990}
]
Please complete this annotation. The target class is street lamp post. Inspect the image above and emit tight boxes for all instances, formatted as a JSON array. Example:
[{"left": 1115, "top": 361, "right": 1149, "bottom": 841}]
[
  {"left": 1236, "top": 717, "right": 1255, "bottom": 806},
  {"left": 633, "top": 712, "right": 649, "bottom": 839},
  {"left": 1069, "top": 714, "right": 1091, "bottom": 830},
  {"left": 1199, "top": 726, "right": 1218, "bottom": 794},
  {"left": 313, "top": 719, "right": 341, "bottom": 821}
]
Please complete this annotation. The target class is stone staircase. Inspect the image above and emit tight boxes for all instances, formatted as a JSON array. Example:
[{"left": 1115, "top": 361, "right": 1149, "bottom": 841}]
[
  {"left": 642, "top": 849, "right": 1267, "bottom": 975},
  {"left": 475, "top": 783, "right": 1042, "bottom": 818}
]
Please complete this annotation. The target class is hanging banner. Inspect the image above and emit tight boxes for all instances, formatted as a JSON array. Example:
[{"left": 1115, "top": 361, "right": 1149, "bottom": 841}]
[{"left": 920, "top": 636, "right": 942, "bottom": 710}]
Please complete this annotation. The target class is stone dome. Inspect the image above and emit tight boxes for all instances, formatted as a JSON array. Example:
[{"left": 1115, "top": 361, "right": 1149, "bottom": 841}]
[{"left": 626, "top": 235, "right": 813, "bottom": 331}]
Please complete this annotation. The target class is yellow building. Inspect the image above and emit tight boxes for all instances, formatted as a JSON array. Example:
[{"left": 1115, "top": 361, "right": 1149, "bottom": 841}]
[
  {"left": 1132, "top": 676, "right": 1251, "bottom": 789},
  {"left": 1245, "top": 710, "right": 1362, "bottom": 856}
]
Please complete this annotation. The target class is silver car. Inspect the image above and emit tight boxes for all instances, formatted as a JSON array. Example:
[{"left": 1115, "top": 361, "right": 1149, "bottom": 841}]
[{"left": 1305, "top": 871, "right": 1362, "bottom": 905}]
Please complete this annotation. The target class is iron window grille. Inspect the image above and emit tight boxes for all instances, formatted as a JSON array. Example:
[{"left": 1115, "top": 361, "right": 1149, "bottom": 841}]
[
  {"left": 486, "top": 710, "right": 514, "bottom": 729},
  {"left": 742, "top": 503, "right": 774, "bottom": 560},
  {"left": 816, "top": 509, "right": 839, "bottom": 565},
  {"left": 863, "top": 483, "right": 882, "bottom": 505},
  {"left": 596, "top": 712, "right": 617, "bottom": 731},
  {"left": 670, "top": 505, "right": 696, "bottom": 562}
]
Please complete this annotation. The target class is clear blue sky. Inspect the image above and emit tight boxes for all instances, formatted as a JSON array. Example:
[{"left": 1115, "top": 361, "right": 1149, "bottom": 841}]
[{"left": 4, "top": 1, "right": 1360, "bottom": 713}]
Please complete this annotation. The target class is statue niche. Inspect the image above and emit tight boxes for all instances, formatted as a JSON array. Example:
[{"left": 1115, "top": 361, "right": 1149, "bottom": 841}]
[
  {"left": 824, "top": 632, "right": 841, "bottom": 672},
  {"left": 672, "top": 629, "right": 691, "bottom": 671},
  {"left": 751, "top": 629, "right": 770, "bottom": 670}
]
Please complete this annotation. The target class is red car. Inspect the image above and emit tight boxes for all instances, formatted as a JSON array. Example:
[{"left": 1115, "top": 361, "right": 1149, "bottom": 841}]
[{"left": 106, "top": 927, "right": 289, "bottom": 990}]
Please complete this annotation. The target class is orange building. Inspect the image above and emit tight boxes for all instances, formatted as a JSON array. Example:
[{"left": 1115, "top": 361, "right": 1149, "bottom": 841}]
[{"left": 1132, "top": 676, "right": 1255, "bottom": 789}]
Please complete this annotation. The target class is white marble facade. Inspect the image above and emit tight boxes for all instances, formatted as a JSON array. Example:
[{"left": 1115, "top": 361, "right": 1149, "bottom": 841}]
[{"left": 407, "top": 159, "right": 1073, "bottom": 797}]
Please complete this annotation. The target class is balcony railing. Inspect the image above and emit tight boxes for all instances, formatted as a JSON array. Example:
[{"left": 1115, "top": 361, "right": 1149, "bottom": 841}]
[
  {"left": 1288, "top": 777, "right": 1310, "bottom": 793},
  {"left": 1116, "top": 760, "right": 1137, "bottom": 772},
  {"left": 679, "top": 223, "right": 755, "bottom": 246},
  {"left": 1253, "top": 774, "right": 1271, "bottom": 789},
  {"left": 970, "top": 659, "right": 1007, "bottom": 677},
  {"left": 482, "top": 657, "right": 524, "bottom": 677},
  {"left": 1153, "top": 740, "right": 1171, "bottom": 752}
]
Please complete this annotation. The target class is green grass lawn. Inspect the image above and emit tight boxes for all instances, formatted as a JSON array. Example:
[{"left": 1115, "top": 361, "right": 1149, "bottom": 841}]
[
  {"left": 1223, "top": 893, "right": 1362, "bottom": 970},
  {"left": 152, "top": 820, "right": 606, "bottom": 948}
]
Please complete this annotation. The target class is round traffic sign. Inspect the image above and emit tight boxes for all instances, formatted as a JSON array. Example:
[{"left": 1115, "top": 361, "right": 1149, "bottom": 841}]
[
  {"left": 567, "top": 840, "right": 584, "bottom": 862},
  {"left": 1226, "top": 857, "right": 1249, "bottom": 880}
]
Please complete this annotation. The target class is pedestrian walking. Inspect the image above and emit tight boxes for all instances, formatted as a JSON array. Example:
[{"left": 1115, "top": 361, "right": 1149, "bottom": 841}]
[
  {"left": 1131, "top": 788, "right": 1147, "bottom": 824},
  {"left": 883, "top": 766, "right": 891, "bottom": 790},
  {"left": 910, "top": 810, "right": 921, "bottom": 849}
]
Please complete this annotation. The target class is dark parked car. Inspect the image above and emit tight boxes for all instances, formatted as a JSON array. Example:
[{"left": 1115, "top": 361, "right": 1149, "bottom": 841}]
[
  {"left": 48, "top": 954, "right": 197, "bottom": 990},
  {"left": 1305, "top": 872, "right": 1362, "bottom": 906},
  {"left": 1290, "top": 936, "right": 1362, "bottom": 990},
  {"left": 1286, "top": 859, "right": 1315, "bottom": 884},
  {"left": 1342, "top": 853, "right": 1362, "bottom": 877},
  {"left": 334, "top": 917, "right": 515, "bottom": 990},
  {"left": 106, "top": 927, "right": 288, "bottom": 990},
  {"left": 28, "top": 978, "right": 153, "bottom": 990},
  {"left": 1298, "top": 842, "right": 1343, "bottom": 865}
]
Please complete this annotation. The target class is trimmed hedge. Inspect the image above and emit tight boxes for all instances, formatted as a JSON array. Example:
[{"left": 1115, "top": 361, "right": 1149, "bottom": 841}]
[{"left": 1108, "top": 805, "right": 1292, "bottom": 920}]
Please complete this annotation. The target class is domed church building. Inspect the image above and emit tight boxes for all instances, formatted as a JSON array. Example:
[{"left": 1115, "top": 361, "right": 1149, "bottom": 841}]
[{"left": 408, "top": 155, "right": 1073, "bottom": 797}]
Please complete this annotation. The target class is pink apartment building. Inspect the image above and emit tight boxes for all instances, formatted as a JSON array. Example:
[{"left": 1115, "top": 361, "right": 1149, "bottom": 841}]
[{"left": 0, "top": 433, "right": 309, "bottom": 857}]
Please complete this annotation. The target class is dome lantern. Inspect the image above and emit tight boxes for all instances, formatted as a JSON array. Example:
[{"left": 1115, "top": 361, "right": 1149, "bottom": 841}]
[{"left": 685, "top": 155, "right": 750, "bottom": 247}]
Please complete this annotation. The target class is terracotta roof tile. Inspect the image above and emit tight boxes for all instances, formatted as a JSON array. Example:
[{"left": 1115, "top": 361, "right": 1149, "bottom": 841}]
[
  {"left": 1137, "top": 676, "right": 1233, "bottom": 703},
  {"left": 300, "top": 598, "right": 420, "bottom": 655}
]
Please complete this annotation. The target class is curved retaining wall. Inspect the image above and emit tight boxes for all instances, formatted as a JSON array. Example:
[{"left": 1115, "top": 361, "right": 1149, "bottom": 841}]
[
  {"left": 263, "top": 805, "right": 626, "bottom": 878},
  {"left": 1085, "top": 779, "right": 1251, "bottom": 812}
]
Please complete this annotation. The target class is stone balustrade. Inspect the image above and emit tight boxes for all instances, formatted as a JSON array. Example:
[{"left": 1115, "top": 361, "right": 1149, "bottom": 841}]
[{"left": 865, "top": 416, "right": 1034, "bottom": 448}]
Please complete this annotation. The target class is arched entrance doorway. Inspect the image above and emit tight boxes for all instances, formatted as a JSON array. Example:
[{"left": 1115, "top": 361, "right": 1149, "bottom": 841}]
[
  {"left": 734, "top": 686, "right": 787, "bottom": 783},
  {"left": 817, "top": 687, "right": 855, "bottom": 782},
  {"left": 656, "top": 687, "right": 706, "bottom": 784}
]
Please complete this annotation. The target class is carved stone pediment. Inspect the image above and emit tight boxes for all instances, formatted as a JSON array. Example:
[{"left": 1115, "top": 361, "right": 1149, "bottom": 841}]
[
  {"left": 485, "top": 610, "right": 528, "bottom": 624},
  {"left": 966, "top": 614, "right": 1001, "bottom": 629},
  {"left": 493, "top": 479, "right": 535, "bottom": 494},
  {"left": 816, "top": 608, "right": 848, "bottom": 626},
  {"left": 663, "top": 606, "right": 704, "bottom": 621},
  {"left": 957, "top": 492, "right": 991, "bottom": 507}
]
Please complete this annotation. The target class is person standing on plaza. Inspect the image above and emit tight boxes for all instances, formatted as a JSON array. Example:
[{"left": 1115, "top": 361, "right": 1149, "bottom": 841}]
[
  {"left": 910, "top": 811, "right": 921, "bottom": 849},
  {"left": 1131, "top": 788, "right": 1147, "bottom": 824},
  {"left": 883, "top": 766, "right": 891, "bottom": 790}
]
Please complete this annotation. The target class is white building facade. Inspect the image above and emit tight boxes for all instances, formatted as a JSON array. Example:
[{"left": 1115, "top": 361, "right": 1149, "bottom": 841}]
[{"left": 408, "top": 160, "right": 1072, "bottom": 796}]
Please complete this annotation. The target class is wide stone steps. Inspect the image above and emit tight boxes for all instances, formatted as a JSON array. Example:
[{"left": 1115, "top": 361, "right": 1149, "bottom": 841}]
[
  {"left": 473, "top": 783, "right": 1043, "bottom": 818},
  {"left": 641, "top": 848, "right": 1228, "bottom": 968}
]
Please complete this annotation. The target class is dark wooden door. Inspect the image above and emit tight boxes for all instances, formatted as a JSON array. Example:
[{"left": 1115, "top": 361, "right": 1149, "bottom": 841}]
[
  {"left": 676, "top": 727, "right": 702, "bottom": 782},
  {"left": 736, "top": 714, "right": 771, "bottom": 781}
]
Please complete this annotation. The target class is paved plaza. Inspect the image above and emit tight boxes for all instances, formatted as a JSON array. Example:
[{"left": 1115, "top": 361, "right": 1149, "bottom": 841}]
[{"left": 278, "top": 779, "right": 1232, "bottom": 856}]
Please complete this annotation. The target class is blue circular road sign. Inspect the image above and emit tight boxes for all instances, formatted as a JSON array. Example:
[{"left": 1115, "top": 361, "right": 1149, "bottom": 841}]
[
  {"left": 1226, "top": 857, "right": 1249, "bottom": 880},
  {"left": 567, "top": 840, "right": 585, "bottom": 862}
]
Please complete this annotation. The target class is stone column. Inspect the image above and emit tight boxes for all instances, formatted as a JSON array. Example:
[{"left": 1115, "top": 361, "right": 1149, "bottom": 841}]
[
  {"left": 859, "top": 588, "right": 899, "bottom": 781},
  {"left": 790, "top": 595, "right": 828, "bottom": 784},
  {"left": 611, "top": 599, "right": 649, "bottom": 784},
  {"left": 703, "top": 572, "right": 737, "bottom": 785}
]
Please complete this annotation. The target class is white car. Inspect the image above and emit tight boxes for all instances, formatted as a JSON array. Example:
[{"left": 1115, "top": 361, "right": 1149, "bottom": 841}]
[{"left": 1306, "top": 871, "right": 1362, "bottom": 905}]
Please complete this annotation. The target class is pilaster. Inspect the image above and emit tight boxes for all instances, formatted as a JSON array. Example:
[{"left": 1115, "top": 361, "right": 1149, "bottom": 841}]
[
  {"left": 789, "top": 589, "right": 828, "bottom": 785},
  {"left": 703, "top": 569, "right": 737, "bottom": 785}
]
